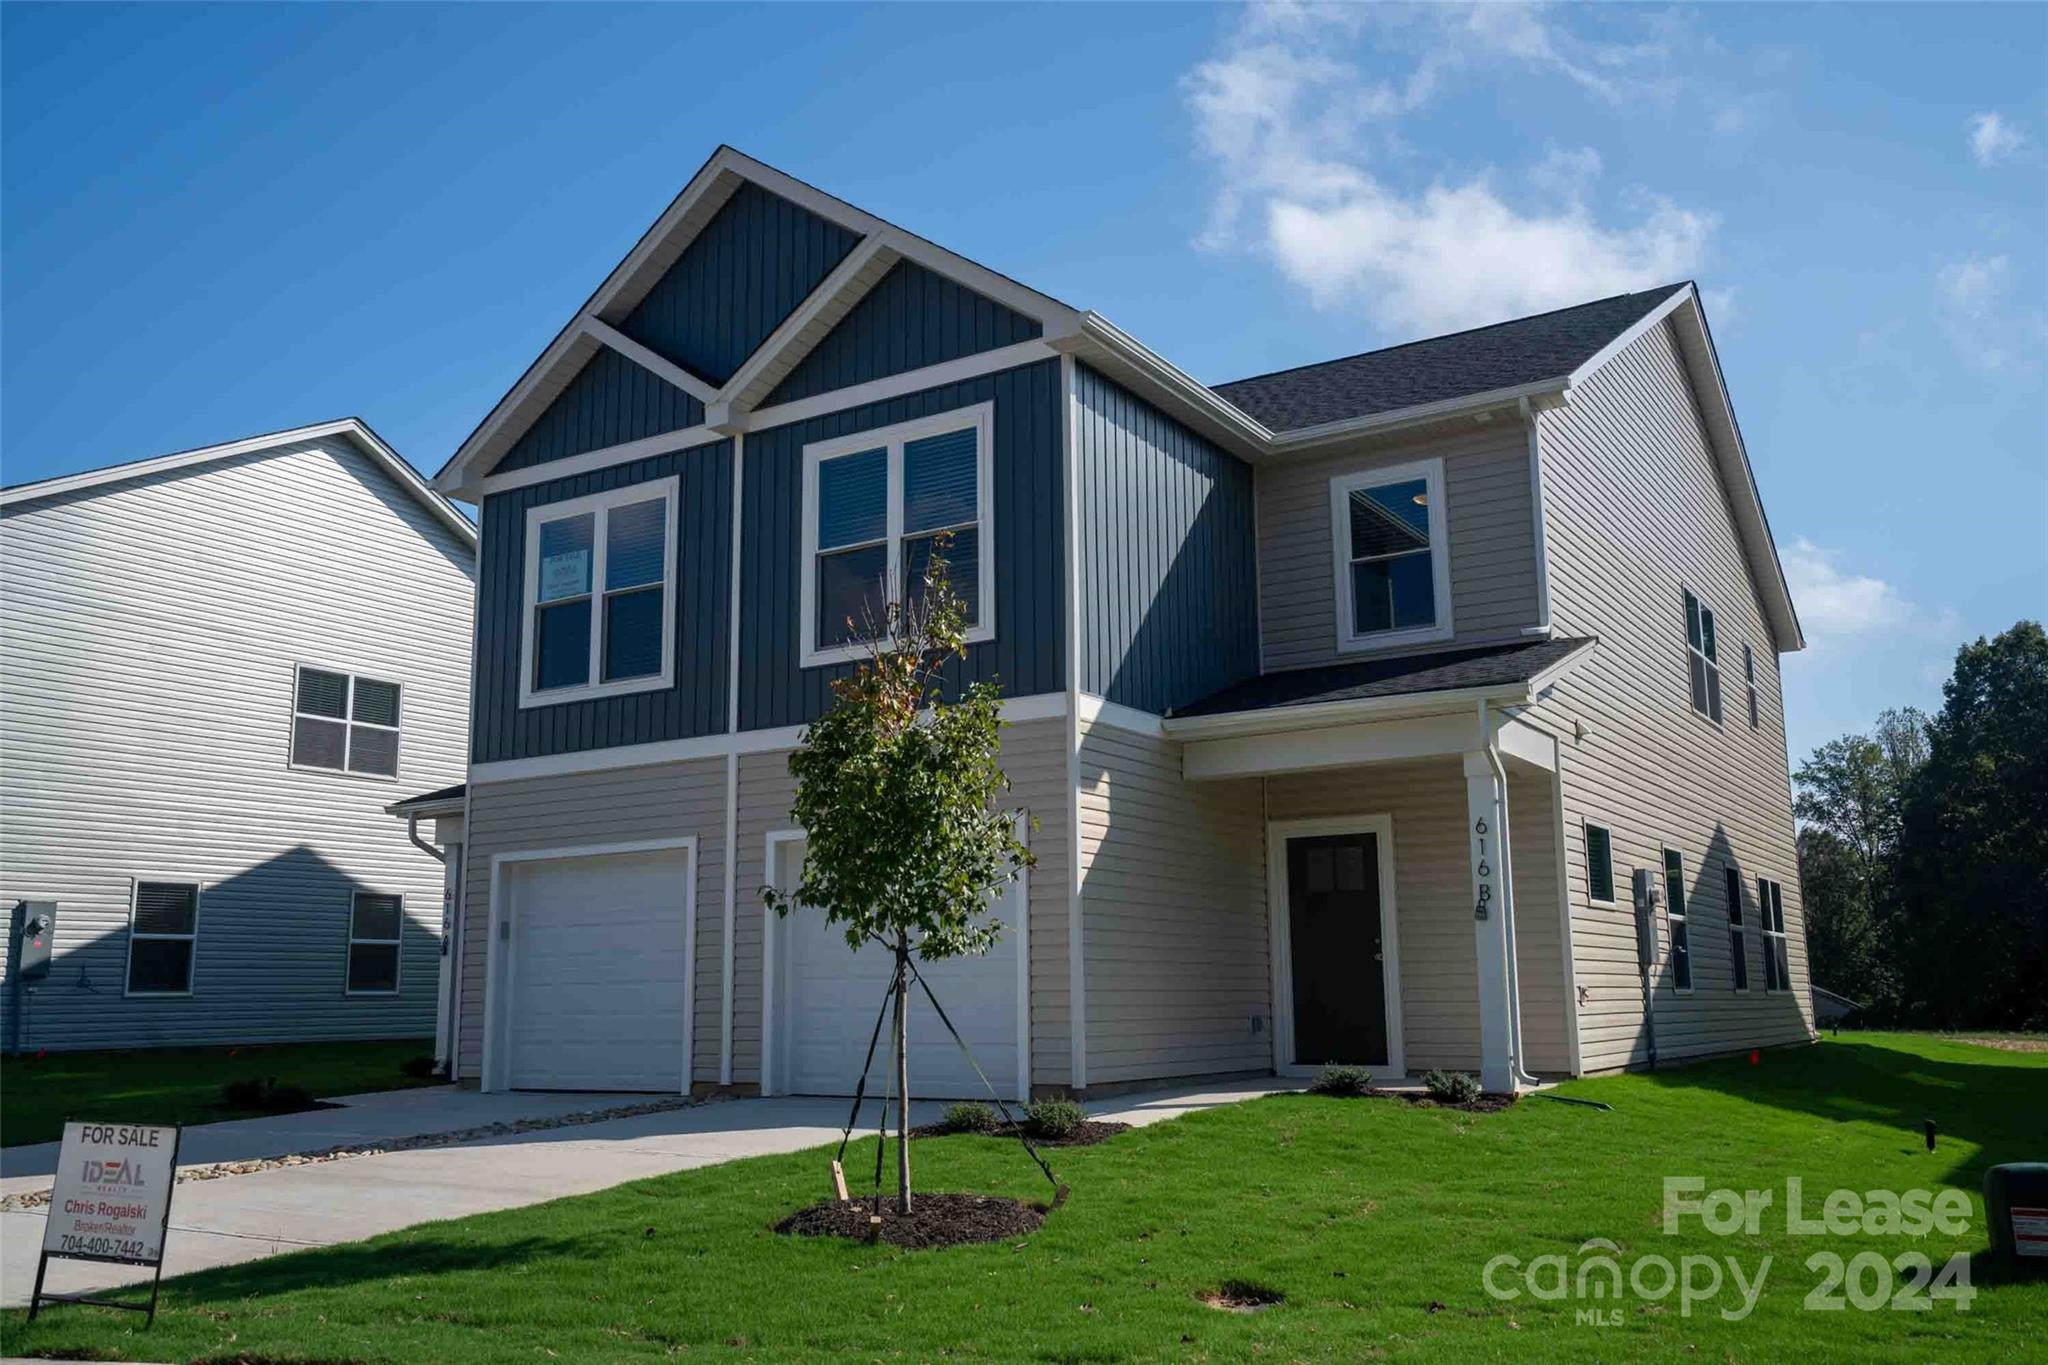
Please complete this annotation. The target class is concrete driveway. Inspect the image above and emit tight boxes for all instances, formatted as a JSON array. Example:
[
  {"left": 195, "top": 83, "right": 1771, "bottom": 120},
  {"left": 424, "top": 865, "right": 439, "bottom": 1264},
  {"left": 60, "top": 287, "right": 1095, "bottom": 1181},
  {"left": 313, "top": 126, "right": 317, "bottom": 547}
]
[{"left": 1, "top": 1079, "right": 1295, "bottom": 1308}]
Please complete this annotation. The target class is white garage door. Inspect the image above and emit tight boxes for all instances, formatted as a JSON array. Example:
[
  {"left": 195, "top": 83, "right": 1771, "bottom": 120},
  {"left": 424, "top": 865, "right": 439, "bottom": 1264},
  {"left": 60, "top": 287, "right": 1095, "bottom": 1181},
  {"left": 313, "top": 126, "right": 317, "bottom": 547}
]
[
  {"left": 769, "top": 837, "right": 1025, "bottom": 1102},
  {"left": 505, "top": 845, "right": 691, "bottom": 1092}
]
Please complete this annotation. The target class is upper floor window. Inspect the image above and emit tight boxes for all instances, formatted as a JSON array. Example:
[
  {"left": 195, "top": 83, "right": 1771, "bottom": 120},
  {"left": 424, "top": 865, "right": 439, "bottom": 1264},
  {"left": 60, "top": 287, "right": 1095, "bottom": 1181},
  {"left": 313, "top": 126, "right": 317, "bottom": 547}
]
[
  {"left": 1683, "top": 588, "right": 1723, "bottom": 723},
  {"left": 1743, "top": 643, "right": 1760, "bottom": 729},
  {"left": 292, "top": 666, "right": 401, "bottom": 777},
  {"left": 1328, "top": 458, "right": 1451, "bottom": 652},
  {"left": 127, "top": 879, "right": 199, "bottom": 995},
  {"left": 520, "top": 477, "right": 678, "bottom": 707},
  {"left": 800, "top": 404, "right": 994, "bottom": 667}
]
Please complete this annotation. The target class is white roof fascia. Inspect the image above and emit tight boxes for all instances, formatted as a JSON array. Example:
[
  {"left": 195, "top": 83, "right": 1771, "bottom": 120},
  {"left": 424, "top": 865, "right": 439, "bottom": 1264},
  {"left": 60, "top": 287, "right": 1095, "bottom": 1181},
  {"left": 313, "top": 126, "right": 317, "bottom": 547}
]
[{"left": 3, "top": 417, "right": 476, "bottom": 548}]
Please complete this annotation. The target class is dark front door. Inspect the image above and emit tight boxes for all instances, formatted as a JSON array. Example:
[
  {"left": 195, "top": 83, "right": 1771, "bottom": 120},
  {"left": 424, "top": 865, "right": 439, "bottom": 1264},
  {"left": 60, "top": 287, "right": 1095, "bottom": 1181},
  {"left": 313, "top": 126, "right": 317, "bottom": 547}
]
[{"left": 1287, "top": 832, "right": 1388, "bottom": 1066}]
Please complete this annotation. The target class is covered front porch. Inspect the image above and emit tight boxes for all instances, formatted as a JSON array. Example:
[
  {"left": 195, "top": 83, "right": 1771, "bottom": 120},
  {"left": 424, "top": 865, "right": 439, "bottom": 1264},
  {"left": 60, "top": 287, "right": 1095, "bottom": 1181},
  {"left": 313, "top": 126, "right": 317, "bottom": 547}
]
[{"left": 1161, "top": 637, "right": 1594, "bottom": 1092}]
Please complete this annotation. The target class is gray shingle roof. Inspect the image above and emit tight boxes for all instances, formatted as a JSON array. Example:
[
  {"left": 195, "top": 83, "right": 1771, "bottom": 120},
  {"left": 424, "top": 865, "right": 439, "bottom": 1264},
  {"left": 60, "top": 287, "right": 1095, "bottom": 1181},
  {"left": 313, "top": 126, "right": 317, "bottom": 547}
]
[
  {"left": 1211, "top": 285, "right": 1688, "bottom": 433},
  {"left": 1170, "top": 636, "right": 1597, "bottom": 720}
]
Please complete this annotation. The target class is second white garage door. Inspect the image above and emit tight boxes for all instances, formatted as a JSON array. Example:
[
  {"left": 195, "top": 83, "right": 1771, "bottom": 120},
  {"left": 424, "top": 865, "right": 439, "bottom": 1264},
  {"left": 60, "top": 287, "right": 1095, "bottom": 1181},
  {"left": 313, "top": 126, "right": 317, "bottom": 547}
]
[
  {"left": 767, "top": 836, "right": 1026, "bottom": 1102},
  {"left": 503, "top": 843, "right": 691, "bottom": 1092}
]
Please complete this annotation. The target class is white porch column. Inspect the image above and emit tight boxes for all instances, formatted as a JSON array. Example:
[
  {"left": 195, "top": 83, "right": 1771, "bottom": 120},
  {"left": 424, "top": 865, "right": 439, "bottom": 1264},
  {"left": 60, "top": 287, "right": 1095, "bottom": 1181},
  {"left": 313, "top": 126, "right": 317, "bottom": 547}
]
[{"left": 1463, "top": 752, "right": 1515, "bottom": 1093}]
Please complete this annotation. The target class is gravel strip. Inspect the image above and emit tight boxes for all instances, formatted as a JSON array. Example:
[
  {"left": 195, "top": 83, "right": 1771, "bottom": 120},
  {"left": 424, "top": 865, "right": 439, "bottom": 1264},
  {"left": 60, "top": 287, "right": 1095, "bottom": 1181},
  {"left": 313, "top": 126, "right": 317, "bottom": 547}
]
[{"left": 0, "top": 1095, "right": 702, "bottom": 1212}]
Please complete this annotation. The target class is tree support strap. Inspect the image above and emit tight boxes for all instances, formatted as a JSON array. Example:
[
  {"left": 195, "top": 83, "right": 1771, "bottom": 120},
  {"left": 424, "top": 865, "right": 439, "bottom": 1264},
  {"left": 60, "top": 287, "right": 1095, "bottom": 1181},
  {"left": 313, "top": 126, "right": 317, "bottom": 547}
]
[{"left": 900, "top": 953, "right": 1061, "bottom": 1192}]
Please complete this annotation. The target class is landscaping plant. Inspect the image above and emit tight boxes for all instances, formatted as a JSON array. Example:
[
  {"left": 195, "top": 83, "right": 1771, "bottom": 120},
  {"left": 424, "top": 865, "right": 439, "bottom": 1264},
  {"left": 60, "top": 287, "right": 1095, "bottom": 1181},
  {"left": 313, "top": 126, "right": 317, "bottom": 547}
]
[
  {"left": 1024, "top": 1096, "right": 1086, "bottom": 1139},
  {"left": 1422, "top": 1069, "right": 1483, "bottom": 1104},
  {"left": 941, "top": 1102, "right": 1003, "bottom": 1134},
  {"left": 1308, "top": 1064, "right": 1373, "bottom": 1096},
  {"left": 763, "top": 538, "right": 1033, "bottom": 1213}
]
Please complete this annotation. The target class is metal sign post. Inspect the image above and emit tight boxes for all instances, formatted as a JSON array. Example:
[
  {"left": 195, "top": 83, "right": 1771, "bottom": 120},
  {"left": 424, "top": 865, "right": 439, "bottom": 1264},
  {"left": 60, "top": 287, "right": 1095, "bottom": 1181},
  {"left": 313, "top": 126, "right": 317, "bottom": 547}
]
[{"left": 28, "top": 1120, "right": 183, "bottom": 1327}]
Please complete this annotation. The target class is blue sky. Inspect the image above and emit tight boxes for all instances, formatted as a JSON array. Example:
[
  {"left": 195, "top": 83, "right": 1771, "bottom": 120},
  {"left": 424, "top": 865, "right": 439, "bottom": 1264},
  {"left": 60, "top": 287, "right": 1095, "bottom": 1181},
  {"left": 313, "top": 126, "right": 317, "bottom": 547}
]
[{"left": 4, "top": 2, "right": 2042, "bottom": 763}]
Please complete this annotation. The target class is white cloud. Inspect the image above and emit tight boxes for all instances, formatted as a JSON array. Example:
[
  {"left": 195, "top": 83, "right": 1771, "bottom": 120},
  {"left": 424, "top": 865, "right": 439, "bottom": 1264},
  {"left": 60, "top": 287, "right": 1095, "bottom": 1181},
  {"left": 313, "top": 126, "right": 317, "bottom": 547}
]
[
  {"left": 1782, "top": 538, "right": 1911, "bottom": 639},
  {"left": 1968, "top": 112, "right": 2026, "bottom": 168},
  {"left": 1937, "top": 254, "right": 2009, "bottom": 318},
  {"left": 1184, "top": 3, "right": 1714, "bottom": 336},
  {"left": 1935, "top": 254, "right": 2027, "bottom": 370}
]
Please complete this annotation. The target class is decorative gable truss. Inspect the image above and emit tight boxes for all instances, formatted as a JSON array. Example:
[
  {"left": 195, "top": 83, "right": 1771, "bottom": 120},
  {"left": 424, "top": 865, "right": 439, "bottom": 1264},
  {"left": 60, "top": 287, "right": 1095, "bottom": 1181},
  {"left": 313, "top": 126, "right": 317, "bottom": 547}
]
[{"left": 439, "top": 147, "right": 1081, "bottom": 499}]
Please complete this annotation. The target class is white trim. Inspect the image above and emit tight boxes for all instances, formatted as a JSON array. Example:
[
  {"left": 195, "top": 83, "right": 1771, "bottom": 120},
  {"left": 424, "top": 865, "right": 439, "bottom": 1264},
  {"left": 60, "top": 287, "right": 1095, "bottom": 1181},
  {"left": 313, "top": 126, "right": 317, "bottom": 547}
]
[
  {"left": 1328, "top": 457, "right": 1454, "bottom": 655},
  {"left": 711, "top": 235, "right": 902, "bottom": 418},
  {"left": 289, "top": 664, "right": 404, "bottom": 781},
  {"left": 1660, "top": 844, "right": 1694, "bottom": 995},
  {"left": 759, "top": 820, "right": 1031, "bottom": 1103},
  {"left": 720, "top": 747, "right": 739, "bottom": 1089},
  {"left": 798, "top": 402, "right": 996, "bottom": 668},
  {"left": 718, "top": 433, "right": 746, "bottom": 1089},
  {"left": 740, "top": 340, "right": 1055, "bottom": 435},
  {"left": 1075, "top": 693, "right": 1165, "bottom": 739},
  {"left": 1061, "top": 353, "right": 1087, "bottom": 1094},
  {"left": 123, "top": 876, "right": 202, "bottom": 998},
  {"left": 4, "top": 417, "right": 477, "bottom": 548},
  {"left": 1184, "top": 711, "right": 1474, "bottom": 782},
  {"left": 518, "top": 476, "right": 681, "bottom": 709},
  {"left": 1265, "top": 815, "right": 1404, "bottom": 1078},
  {"left": 1566, "top": 286, "right": 1696, "bottom": 389},
  {"left": 1549, "top": 756, "right": 1583, "bottom": 1076},
  {"left": 578, "top": 317, "right": 720, "bottom": 406},
  {"left": 1493, "top": 715, "right": 1558, "bottom": 771},
  {"left": 344, "top": 890, "right": 405, "bottom": 997},
  {"left": 482, "top": 836, "right": 697, "bottom": 1093},
  {"left": 1582, "top": 819, "right": 1619, "bottom": 908},
  {"left": 1165, "top": 681, "right": 1539, "bottom": 743},
  {"left": 468, "top": 427, "right": 724, "bottom": 499}
]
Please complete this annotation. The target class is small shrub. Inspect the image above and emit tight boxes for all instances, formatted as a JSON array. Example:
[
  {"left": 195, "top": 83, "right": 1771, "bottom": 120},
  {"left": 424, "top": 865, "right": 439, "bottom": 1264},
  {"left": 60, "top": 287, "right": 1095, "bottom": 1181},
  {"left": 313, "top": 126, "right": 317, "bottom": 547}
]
[
  {"left": 220, "top": 1076, "right": 316, "bottom": 1113},
  {"left": 400, "top": 1054, "right": 440, "bottom": 1079},
  {"left": 1422, "top": 1069, "right": 1483, "bottom": 1104},
  {"left": 1024, "top": 1096, "right": 1086, "bottom": 1139},
  {"left": 1308, "top": 1064, "right": 1372, "bottom": 1097},
  {"left": 941, "top": 1101, "right": 1002, "bottom": 1134}
]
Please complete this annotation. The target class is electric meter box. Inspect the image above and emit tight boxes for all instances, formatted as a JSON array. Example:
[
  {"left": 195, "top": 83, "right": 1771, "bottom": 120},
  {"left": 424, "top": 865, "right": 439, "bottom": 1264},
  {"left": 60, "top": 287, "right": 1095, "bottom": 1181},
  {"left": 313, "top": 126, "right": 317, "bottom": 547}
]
[
  {"left": 11, "top": 900, "right": 56, "bottom": 980},
  {"left": 1983, "top": 1163, "right": 2048, "bottom": 1265}
]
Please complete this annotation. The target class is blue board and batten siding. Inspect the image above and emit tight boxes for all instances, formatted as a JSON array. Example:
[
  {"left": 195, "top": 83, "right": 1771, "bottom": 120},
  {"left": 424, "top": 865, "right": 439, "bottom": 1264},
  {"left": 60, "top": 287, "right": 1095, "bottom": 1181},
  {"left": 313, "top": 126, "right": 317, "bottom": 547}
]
[
  {"left": 497, "top": 348, "right": 705, "bottom": 474},
  {"left": 1075, "top": 363, "right": 1258, "bottom": 714},
  {"left": 765, "top": 260, "right": 1042, "bottom": 406},
  {"left": 620, "top": 182, "right": 859, "bottom": 386},
  {"left": 740, "top": 360, "right": 1065, "bottom": 730},
  {"left": 472, "top": 444, "right": 732, "bottom": 763}
]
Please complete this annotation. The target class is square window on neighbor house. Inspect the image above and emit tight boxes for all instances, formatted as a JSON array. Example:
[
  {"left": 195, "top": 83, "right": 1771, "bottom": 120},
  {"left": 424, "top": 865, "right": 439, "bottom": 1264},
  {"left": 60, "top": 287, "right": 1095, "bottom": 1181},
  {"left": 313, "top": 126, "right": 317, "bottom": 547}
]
[
  {"left": 1328, "top": 459, "right": 1451, "bottom": 652},
  {"left": 127, "top": 880, "right": 199, "bottom": 994},
  {"left": 520, "top": 478, "right": 678, "bottom": 707},
  {"left": 292, "top": 666, "right": 401, "bottom": 778},
  {"left": 347, "top": 892, "right": 403, "bottom": 995},
  {"left": 802, "top": 405, "right": 993, "bottom": 666}
]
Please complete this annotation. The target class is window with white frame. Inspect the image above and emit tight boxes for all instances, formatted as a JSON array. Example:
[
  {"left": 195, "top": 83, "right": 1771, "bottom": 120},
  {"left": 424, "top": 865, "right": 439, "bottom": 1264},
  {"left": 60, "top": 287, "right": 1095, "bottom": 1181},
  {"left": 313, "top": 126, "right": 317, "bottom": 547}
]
[
  {"left": 1744, "top": 643, "right": 1760, "bottom": 730},
  {"left": 801, "top": 404, "right": 993, "bottom": 666},
  {"left": 1584, "top": 822, "right": 1616, "bottom": 904},
  {"left": 1662, "top": 847, "right": 1693, "bottom": 991},
  {"left": 292, "top": 667, "right": 401, "bottom": 777},
  {"left": 1758, "top": 876, "right": 1790, "bottom": 992},
  {"left": 1723, "top": 861, "right": 1750, "bottom": 991},
  {"left": 1328, "top": 459, "right": 1451, "bottom": 651},
  {"left": 346, "top": 892, "right": 403, "bottom": 995},
  {"left": 520, "top": 477, "right": 679, "bottom": 706},
  {"left": 1683, "top": 588, "right": 1723, "bottom": 722},
  {"left": 127, "top": 880, "right": 199, "bottom": 994}
]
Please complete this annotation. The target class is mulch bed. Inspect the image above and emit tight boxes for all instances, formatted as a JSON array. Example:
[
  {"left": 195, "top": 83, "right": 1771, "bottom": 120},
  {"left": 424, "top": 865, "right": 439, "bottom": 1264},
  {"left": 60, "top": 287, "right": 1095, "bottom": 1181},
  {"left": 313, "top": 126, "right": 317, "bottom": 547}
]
[
  {"left": 1307, "top": 1088, "right": 1517, "bottom": 1114},
  {"left": 776, "top": 1193, "right": 1046, "bottom": 1249},
  {"left": 908, "top": 1119, "right": 1132, "bottom": 1147}
]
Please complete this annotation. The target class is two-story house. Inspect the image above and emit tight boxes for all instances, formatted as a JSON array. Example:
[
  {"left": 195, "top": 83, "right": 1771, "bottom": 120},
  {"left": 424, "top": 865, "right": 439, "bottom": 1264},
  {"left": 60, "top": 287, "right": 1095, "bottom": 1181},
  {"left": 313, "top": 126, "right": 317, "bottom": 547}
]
[
  {"left": 425, "top": 147, "right": 1812, "bottom": 1099},
  {"left": 1, "top": 419, "right": 476, "bottom": 1055}
]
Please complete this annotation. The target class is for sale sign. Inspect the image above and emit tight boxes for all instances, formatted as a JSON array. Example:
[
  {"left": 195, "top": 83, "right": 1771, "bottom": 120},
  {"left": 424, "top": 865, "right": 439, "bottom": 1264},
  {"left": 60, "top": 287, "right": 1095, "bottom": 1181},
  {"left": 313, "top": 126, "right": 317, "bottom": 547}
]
[{"left": 41, "top": 1122, "right": 180, "bottom": 1265}]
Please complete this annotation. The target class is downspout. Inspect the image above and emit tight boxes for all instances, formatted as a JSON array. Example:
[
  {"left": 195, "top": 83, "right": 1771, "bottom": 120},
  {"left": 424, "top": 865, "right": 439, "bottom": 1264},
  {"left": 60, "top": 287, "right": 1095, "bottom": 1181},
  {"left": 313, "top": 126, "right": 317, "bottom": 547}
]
[
  {"left": 403, "top": 813, "right": 453, "bottom": 1077},
  {"left": 406, "top": 813, "right": 446, "bottom": 865},
  {"left": 1478, "top": 699, "right": 1540, "bottom": 1089}
]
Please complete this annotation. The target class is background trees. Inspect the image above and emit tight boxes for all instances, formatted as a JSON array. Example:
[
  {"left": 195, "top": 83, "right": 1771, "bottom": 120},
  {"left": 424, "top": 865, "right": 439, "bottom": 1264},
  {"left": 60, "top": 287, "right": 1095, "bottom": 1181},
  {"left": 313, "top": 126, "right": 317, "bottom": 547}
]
[{"left": 1794, "top": 621, "right": 2047, "bottom": 1030}]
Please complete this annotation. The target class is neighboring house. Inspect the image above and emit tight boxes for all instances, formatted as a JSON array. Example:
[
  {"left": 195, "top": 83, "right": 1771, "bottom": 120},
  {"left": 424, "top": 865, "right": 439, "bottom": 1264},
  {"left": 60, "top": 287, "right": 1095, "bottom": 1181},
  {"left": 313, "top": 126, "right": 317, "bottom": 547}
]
[
  {"left": 419, "top": 146, "right": 1813, "bottom": 1099},
  {"left": 0, "top": 419, "right": 476, "bottom": 1053},
  {"left": 1811, "top": 986, "right": 1863, "bottom": 1027}
]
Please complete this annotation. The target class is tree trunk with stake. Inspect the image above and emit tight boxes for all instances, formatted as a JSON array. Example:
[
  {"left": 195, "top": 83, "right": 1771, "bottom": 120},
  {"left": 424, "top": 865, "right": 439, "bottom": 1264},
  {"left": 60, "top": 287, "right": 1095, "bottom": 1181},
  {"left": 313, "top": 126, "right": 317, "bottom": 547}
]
[{"left": 894, "top": 932, "right": 912, "bottom": 1213}]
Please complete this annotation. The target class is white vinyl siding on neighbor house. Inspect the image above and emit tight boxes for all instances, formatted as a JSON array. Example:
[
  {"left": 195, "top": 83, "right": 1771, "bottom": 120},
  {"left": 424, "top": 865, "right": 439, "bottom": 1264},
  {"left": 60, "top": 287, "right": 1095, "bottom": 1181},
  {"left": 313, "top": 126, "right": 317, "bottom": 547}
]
[
  {"left": 1257, "top": 419, "right": 1541, "bottom": 672},
  {"left": 1532, "top": 316, "right": 1811, "bottom": 1071},
  {"left": 0, "top": 437, "right": 472, "bottom": 1051},
  {"left": 799, "top": 403, "right": 994, "bottom": 667},
  {"left": 1076, "top": 721, "right": 1268, "bottom": 1087}
]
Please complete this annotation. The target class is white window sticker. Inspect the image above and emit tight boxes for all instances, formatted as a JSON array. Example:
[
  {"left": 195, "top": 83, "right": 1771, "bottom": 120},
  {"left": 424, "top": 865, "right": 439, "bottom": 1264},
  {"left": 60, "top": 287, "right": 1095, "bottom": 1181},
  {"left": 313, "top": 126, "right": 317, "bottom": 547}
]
[{"left": 540, "top": 549, "right": 590, "bottom": 601}]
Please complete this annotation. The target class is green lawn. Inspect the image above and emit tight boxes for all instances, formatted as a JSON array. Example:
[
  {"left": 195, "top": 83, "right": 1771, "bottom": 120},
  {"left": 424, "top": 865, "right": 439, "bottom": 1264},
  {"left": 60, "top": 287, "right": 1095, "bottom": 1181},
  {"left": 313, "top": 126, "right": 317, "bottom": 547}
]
[
  {"left": 1, "top": 1038, "right": 437, "bottom": 1147},
  {"left": 5, "top": 1033, "right": 2043, "bottom": 1361}
]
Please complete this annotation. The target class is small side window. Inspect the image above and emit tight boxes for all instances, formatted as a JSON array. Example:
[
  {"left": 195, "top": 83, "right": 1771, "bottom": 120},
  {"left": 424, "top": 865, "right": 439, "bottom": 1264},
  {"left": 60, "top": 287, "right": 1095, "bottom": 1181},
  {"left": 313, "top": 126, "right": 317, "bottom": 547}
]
[
  {"left": 127, "top": 880, "right": 199, "bottom": 994},
  {"left": 1662, "top": 848, "right": 1692, "bottom": 991},
  {"left": 1584, "top": 823, "right": 1615, "bottom": 904},
  {"left": 1724, "top": 862, "right": 1750, "bottom": 992},
  {"left": 347, "top": 892, "right": 403, "bottom": 995},
  {"left": 1744, "top": 644, "right": 1760, "bottom": 730},
  {"left": 1758, "top": 877, "right": 1790, "bottom": 992}
]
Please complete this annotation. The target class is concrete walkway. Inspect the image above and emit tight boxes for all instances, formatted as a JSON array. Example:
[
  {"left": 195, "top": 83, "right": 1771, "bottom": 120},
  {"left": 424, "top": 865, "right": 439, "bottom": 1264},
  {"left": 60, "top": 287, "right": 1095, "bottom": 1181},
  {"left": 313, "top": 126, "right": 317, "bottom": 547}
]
[{"left": 0, "top": 1078, "right": 1300, "bottom": 1308}]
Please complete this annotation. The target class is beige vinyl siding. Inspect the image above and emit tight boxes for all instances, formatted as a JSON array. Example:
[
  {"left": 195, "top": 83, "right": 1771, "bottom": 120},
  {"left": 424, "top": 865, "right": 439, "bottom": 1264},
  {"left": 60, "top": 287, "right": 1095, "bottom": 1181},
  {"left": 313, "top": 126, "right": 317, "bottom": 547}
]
[
  {"left": 1076, "top": 721, "right": 1268, "bottom": 1087},
  {"left": 729, "top": 716, "right": 1071, "bottom": 1090},
  {"left": 1532, "top": 318, "right": 1812, "bottom": 1072},
  {"left": 455, "top": 757, "right": 727, "bottom": 1082},
  {"left": 0, "top": 440, "right": 472, "bottom": 1051},
  {"left": 1257, "top": 419, "right": 1540, "bottom": 672},
  {"left": 1505, "top": 765, "right": 1572, "bottom": 1075}
]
